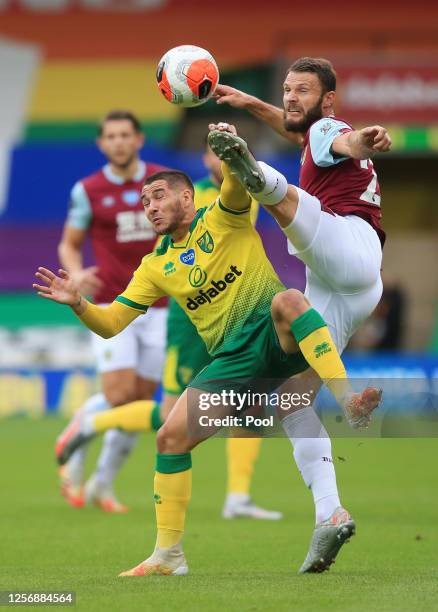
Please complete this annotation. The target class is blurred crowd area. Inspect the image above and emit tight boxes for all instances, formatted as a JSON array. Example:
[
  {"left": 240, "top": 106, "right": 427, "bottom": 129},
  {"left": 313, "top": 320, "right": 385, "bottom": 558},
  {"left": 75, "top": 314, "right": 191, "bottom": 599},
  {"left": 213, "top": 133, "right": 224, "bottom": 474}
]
[{"left": 1, "top": 0, "right": 438, "bottom": 374}]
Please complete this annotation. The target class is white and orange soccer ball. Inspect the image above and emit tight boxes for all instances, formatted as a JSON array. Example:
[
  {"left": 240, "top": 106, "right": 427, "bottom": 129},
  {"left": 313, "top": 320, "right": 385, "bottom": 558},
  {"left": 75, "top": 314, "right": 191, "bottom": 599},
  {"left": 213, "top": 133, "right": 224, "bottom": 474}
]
[{"left": 156, "top": 45, "right": 219, "bottom": 108}]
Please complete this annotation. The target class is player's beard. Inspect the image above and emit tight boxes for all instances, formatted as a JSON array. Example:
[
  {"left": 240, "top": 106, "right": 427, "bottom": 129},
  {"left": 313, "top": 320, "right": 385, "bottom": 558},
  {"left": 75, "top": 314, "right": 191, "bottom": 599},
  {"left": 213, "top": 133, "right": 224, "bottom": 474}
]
[{"left": 283, "top": 94, "right": 324, "bottom": 134}]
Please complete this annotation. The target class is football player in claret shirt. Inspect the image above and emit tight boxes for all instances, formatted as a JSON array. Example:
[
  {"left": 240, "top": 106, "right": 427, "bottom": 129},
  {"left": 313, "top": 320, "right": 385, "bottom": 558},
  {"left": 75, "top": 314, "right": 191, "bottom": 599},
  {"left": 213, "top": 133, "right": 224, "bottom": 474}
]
[
  {"left": 210, "top": 56, "right": 390, "bottom": 571},
  {"left": 57, "top": 110, "right": 167, "bottom": 512},
  {"left": 34, "top": 161, "right": 381, "bottom": 576}
]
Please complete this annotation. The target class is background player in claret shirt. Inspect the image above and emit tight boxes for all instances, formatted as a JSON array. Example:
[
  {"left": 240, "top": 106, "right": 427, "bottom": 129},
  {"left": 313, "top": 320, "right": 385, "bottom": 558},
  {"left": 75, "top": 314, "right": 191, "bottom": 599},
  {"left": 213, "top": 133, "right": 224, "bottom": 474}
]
[
  {"left": 57, "top": 110, "right": 167, "bottom": 512},
  {"left": 210, "top": 57, "right": 390, "bottom": 571}
]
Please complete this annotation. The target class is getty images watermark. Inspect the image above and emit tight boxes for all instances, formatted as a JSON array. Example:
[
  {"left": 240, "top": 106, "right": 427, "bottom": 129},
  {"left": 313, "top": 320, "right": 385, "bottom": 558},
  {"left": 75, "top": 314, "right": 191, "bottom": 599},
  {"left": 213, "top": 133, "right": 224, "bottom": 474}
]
[
  {"left": 186, "top": 379, "right": 318, "bottom": 438},
  {"left": 186, "top": 378, "right": 438, "bottom": 438},
  {"left": 197, "top": 389, "right": 313, "bottom": 429}
]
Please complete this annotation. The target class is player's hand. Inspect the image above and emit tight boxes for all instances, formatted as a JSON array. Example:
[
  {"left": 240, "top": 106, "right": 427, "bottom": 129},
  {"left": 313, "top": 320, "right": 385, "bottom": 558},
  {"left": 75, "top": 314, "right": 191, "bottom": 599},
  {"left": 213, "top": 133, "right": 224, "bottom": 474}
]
[
  {"left": 360, "top": 126, "right": 392, "bottom": 153},
  {"left": 70, "top": 266, "right": 103, "bottom": 296},
  {"left": 208, "top": 122, "right": 237, "bottom": 135},
  {"left": 213, "top": 84, "right": 253, "bottom": 109},
  {"left": 33, "top": 267, "right": 81, "bottom": 306}
]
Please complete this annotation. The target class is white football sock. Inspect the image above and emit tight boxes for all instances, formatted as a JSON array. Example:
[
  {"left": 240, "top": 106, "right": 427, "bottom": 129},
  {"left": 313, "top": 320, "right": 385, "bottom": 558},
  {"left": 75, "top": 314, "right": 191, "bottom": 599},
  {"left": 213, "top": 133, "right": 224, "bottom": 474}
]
[
  {"left": 251, "top": 161, "right": 288, "bottom": 205},
  {"left": 94, "top": 429, "right": 139, "bottom": 490},
  {"left": 66, "top": 393, "right": 109, "bottom": 487},
  {"left": 281, "top": 407, "right": 341, "bottom": 524},
  {"left": 225, "top": 492, "right": 250, "bottom": 507}
]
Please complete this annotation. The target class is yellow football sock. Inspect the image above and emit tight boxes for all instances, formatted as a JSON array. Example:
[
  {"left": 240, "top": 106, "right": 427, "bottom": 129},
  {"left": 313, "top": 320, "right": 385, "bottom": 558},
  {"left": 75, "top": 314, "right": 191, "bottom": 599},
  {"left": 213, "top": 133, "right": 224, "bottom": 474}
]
[
  {"left": 155, "top": 453, "right": 192, "bottom": 548},
  {"left": 220, "top": 162, "right": 252, "bottom": 211},
  {"left": 291, "top": 309, "right": 351, "bottom": 402},
  {"left": 93, "top": 400, "right": 162, "bottom": 433},
  {"left": 226, "top": 436, "right": 261, "bottom": 495}
]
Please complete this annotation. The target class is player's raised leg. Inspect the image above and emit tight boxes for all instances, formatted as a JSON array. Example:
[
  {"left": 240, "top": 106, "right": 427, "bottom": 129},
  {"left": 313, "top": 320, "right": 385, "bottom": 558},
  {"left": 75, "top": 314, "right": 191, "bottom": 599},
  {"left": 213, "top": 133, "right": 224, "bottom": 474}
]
[{"left": 271, "top": 288, "right": 380, "bottom": 425}]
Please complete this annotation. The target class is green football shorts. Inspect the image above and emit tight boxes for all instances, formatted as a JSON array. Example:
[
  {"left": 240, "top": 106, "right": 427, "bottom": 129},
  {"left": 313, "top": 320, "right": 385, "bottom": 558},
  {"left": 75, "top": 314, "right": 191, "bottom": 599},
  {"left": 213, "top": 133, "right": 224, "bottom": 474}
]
[
  {"left": 163, "top": 298, "right": 211, "bottom": 396},
  {"left": 188, "top": 311, "right": 309, "bottom": 395}
]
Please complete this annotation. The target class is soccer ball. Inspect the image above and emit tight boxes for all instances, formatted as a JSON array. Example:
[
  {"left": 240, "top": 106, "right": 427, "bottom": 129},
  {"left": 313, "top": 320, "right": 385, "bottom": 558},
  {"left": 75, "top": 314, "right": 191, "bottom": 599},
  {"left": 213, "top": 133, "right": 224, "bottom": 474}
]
[{"left": 156, "top": 45, "right": 219, "bottom": 108}]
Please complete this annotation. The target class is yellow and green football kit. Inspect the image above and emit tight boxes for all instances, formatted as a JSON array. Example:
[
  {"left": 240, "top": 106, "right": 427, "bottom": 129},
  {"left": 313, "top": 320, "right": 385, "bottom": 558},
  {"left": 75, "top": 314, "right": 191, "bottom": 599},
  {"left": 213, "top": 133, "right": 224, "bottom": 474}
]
[
  {"left": 163, "top": 176, "right": 259, "bottom": 396},
  {"left": 116, "top": 185, "right": 307, "bottom": 392},
  {"left": 163, "top": 177, "right": 217, "bottom": 397}
]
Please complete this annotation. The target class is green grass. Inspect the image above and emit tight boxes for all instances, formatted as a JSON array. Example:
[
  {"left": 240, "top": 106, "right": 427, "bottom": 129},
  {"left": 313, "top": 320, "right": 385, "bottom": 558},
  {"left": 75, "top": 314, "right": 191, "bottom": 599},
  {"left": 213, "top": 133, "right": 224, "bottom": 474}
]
[{"left": 1, "top": 418, "right": 437, "bottom": 611}]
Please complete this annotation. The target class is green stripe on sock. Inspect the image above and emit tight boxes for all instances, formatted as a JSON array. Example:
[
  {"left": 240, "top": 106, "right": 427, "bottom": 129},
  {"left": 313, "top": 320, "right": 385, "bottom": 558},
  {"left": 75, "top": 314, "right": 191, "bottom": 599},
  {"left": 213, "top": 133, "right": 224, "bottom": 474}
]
[
  {"left": 151, "top": 402, "right": 162, "bottom": 432},
  {"left": 290, "top": 308, "right": 326, "bottom": 343},
  {"left": 156, "top": 453, "right": 192, "bottom": 474}
]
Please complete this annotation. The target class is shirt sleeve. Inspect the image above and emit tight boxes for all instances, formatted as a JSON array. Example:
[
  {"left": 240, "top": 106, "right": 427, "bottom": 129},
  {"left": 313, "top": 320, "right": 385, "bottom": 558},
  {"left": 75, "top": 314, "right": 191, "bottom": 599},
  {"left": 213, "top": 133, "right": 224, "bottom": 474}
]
[
  {"left": 115, "top": 256, "right": 166, "bottom": 311},
  {"left": 77, "top": 300, "right": 141, "bottom": 338},
  {"left": 66, "top": 181, "right": 92, "bottom": 230},
  {"left": 309, "top": 118, "right": 352, "bottom": 167}
]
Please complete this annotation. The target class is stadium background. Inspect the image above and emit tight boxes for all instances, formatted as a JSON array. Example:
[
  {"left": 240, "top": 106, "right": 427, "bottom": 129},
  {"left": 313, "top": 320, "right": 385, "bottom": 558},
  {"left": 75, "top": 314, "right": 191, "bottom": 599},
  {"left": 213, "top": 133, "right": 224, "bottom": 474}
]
[{"left": 1, "top": 2, "right": 438, "bottom": 610}]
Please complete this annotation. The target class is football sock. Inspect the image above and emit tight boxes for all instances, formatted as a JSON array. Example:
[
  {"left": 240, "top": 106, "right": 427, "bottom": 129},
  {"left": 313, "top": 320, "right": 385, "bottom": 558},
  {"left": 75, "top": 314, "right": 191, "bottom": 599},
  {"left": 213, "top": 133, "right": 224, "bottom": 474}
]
[
  {"left": 155, "top": 453, "right": 192, "bottom": 548},
  {"left": 226, "top": 436, "right": 261, "bottom": 498},
  {"left": 290, "top": 309, "right": 351, "bottom": 403},
  {"left": 92, "top": 400, "right": 162, "bottom": 433},
  {"left": 220, "top": 161, "right": 252, "bottom": 209},
  {"left": 66, "top": 393, "right": 109, "bottom": 487},
  {"left": 95, "top": 429, "right": 138, "bottom": 489},
  {"left": 251, "top": 161, "right": 288, "bottom": 205},
  {"left": 281, "top": 407, "right": 341, "bottom": 524}
]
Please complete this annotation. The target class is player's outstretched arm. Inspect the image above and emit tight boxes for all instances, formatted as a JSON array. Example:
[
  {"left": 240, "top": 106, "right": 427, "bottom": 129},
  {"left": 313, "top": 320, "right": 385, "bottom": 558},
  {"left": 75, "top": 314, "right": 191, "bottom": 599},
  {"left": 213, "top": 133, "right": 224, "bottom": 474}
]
[
  {"left": 332, "top": 125, "right": 392, "bottom": 160},
  {"left": 33, "top": 267, "right": 139, "bottom": 338},
  {"left": 214, "top": 84, "right": 302, "bottom": 145}
]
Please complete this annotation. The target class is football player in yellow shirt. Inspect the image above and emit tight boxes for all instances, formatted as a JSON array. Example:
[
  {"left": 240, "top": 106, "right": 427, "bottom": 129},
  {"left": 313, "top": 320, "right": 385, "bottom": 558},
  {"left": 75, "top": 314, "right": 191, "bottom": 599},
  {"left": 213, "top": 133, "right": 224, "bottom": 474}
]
[
  {"left": 34, "top": 146, "right": 379, "bottom": 576},
  {"left": 162, "top": 143, "right": 280, "bottom": 520}
]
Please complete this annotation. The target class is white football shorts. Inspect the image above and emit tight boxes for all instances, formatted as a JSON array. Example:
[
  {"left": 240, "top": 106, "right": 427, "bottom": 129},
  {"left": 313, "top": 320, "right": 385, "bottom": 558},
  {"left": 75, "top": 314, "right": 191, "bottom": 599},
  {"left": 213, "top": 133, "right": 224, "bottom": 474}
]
[{"left": 286, "top": 189, "right": 383, "bottom": 352}]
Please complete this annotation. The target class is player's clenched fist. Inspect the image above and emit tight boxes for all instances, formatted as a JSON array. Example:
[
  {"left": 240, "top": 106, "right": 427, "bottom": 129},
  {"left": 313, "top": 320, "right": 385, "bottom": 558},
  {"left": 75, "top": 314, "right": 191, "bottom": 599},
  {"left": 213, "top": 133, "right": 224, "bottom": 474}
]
[
  {"left": 213, "top": 84, "right": 253, "bottom": 109},
  {"left": 33, "top": 267, "right": 82, "bottom": 307},
  {"left": 360, "top": 126, "right": 392, "bottom": 153}
]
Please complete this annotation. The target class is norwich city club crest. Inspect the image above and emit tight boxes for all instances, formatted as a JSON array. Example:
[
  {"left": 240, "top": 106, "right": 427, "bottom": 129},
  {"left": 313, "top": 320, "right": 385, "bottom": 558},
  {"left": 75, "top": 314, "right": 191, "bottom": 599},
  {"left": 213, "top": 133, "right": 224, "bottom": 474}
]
[{"left": 197, "top": 230, "right": 214, "bottom": 254}]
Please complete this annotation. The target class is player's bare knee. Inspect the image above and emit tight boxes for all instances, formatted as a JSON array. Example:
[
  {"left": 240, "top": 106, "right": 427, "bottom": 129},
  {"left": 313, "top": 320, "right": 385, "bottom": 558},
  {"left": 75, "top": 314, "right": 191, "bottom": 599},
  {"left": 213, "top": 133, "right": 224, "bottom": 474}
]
[
  {"left": 105, "top": 386, "right": 139, "bottom": 408},
  {"left": 271, "top": 289, "right": 309, "bottom": 324},
  {"left": 156, "top": 422, "right": 192, "bottom": 454}
]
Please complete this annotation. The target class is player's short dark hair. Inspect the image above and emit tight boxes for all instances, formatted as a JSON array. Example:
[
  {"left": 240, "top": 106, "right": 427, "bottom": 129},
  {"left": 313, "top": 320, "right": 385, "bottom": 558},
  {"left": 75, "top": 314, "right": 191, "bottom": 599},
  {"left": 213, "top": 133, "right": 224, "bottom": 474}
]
[
  {"left": 286, "top": 57, "right": 336, "bottom": 93},
  {"left": 98, "top": 110, "right": 142, "bottom": 136},
  {"left": 143, "top": 170, "right": 195, "bottom": 197}
]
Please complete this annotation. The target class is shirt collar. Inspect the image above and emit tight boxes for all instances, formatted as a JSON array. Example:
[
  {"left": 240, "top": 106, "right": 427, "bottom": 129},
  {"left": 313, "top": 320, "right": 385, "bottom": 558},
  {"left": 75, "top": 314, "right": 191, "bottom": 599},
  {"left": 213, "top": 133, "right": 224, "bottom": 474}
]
[{"left": 103, "top": 160, "right": 146, "bottom": 185}]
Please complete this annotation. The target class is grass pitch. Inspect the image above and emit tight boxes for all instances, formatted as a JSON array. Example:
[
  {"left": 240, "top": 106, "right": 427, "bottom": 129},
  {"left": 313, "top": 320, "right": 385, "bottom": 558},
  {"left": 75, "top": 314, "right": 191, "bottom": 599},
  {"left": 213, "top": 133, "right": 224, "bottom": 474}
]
[{"left": 0, "top": 417, "right": 437, "bottom": 611}]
